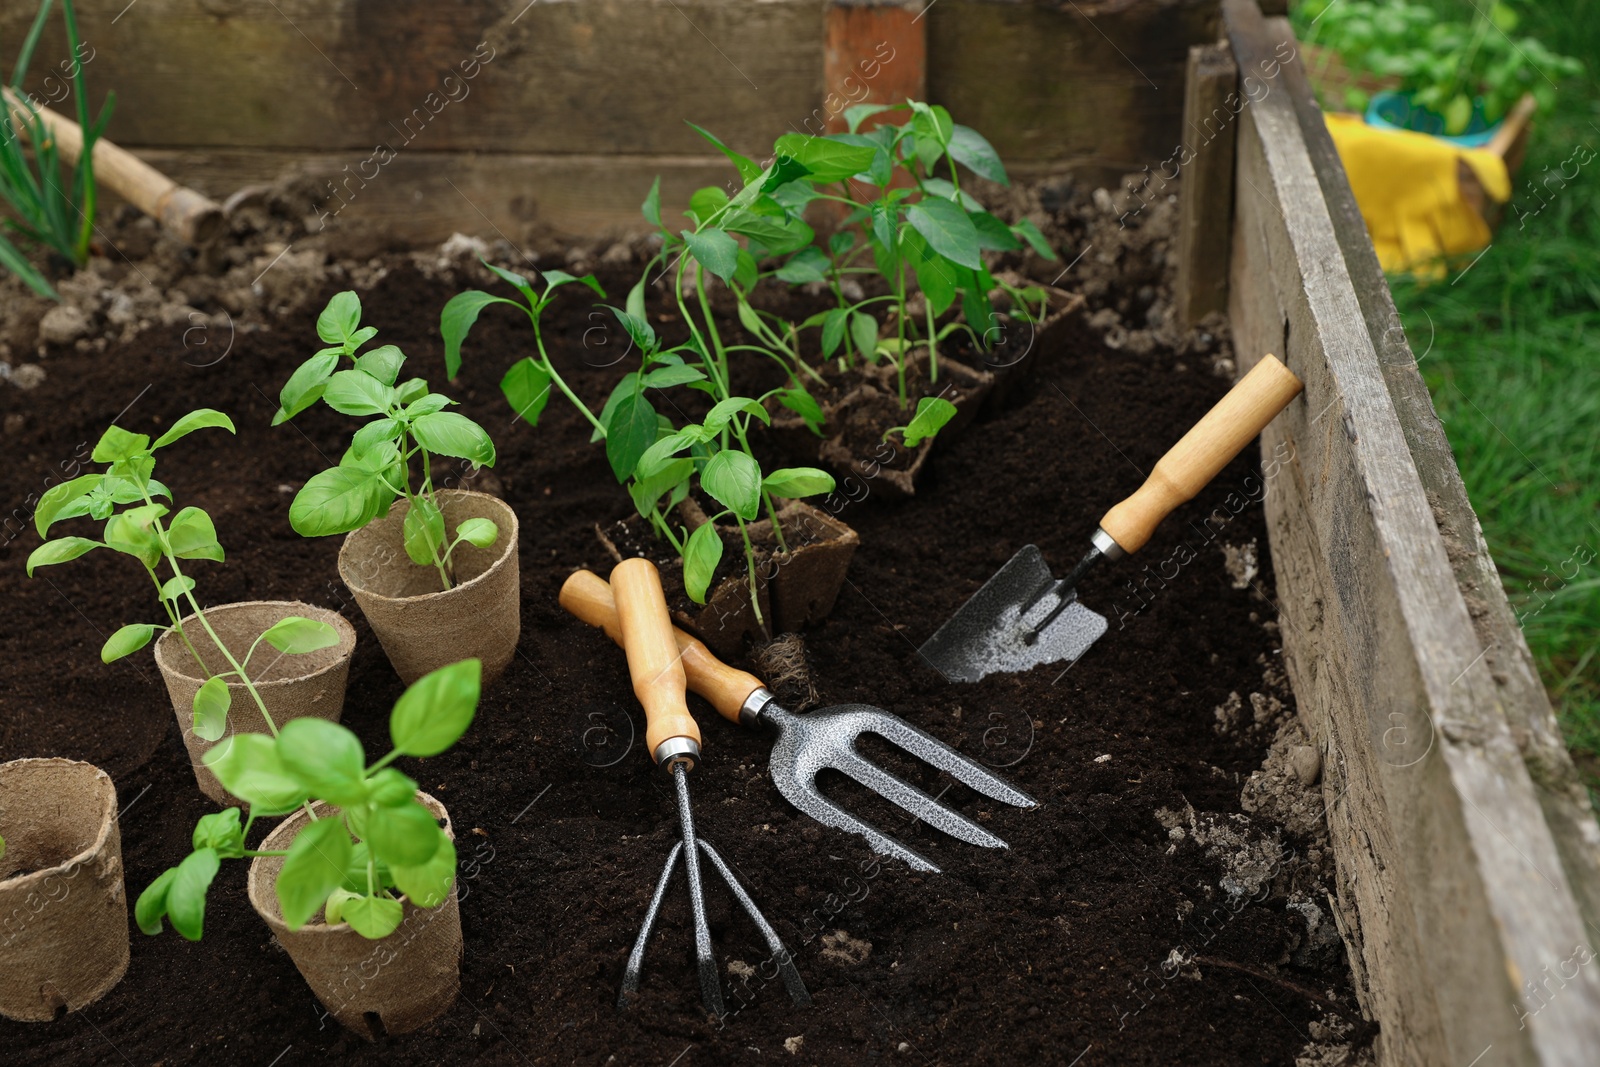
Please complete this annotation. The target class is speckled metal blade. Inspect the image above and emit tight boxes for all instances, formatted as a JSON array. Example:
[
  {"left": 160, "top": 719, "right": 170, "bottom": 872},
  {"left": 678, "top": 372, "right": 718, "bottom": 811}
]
[{"left": 919, "top": 545, "right": 1109, "bottom": 683}]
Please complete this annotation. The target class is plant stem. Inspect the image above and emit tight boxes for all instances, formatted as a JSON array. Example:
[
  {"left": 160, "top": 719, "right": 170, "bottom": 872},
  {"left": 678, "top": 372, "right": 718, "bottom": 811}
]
[
  {"left": 924, "top": 294, "right": 940, "bottom": 386},
  {"left": 148, "top": 563, "right": 207, "bottom": 675},
  {"left": 733, "top": 514, "right": 763, "bottom": 625},
  {"left": 528, "top": 307, "right": 609, "bottom": 437}
]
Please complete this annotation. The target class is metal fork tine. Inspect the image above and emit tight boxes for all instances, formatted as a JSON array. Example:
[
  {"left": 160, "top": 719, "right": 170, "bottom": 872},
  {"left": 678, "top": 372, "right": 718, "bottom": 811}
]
[
  {"left": 697, "top": 840, "right": 810, "bottom": 1007},
  {"left": 863, "top": 713, "right": 1039, "bottom": 808},
  {"left": 834, "top": 750, "right": 1009, "bottom": 849},
  {"left": 767, "top": 769, "right": 941, "bottom": 873},
  {"left": 618, "top": 841, "right": 682, "bottom": 1010}
]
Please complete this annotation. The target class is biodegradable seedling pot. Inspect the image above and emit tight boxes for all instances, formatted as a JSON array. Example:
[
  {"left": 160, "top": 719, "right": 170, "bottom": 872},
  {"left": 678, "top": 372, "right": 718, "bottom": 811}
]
[
  {"left": 0, "top": 758, "right": 129, "bottom": 1022},
  {"left": 339, "top": 490, "right": 520, "bottom": 687},
  {"left": 753, "top": 501, "right": 860, "bottom": 634},
  {"left": 155, "top": 601, "right": 356, "bottom": 805},
  {"left": 248, "top": 793, "right": 461, "bottom": 1039}
]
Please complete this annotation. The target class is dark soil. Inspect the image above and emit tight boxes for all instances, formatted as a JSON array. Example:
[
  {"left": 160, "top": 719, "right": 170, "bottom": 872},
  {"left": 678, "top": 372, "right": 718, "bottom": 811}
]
[{"left": 0, "top": 257, "right": 1356, "bottom": 1065}]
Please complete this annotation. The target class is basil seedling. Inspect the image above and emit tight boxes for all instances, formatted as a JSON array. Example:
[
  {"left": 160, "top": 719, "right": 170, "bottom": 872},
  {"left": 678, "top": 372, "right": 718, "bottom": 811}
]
[
  {"left": 277, "top": 291, "right": 500, "bottom": 591},
  {"left": 136, "top": 658, "right": 481, "bottom": 942},
  {"left": 26, "top": 411, "right": 341, "bottom": 742}
]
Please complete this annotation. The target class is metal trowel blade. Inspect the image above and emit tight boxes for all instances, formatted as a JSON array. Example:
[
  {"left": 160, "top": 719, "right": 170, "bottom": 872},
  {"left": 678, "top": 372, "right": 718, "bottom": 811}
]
[{"left": 919, "top": 545, "right": 1109, "bottom": 683}]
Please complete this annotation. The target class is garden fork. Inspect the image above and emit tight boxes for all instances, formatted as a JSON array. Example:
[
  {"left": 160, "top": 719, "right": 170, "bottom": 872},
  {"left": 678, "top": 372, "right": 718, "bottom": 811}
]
[
  {"left": 604, "top": 559, "right": 808, "bottom": 1015},
  {"left": 561, "top": 570, "right": 1037, "bottom": 875}
]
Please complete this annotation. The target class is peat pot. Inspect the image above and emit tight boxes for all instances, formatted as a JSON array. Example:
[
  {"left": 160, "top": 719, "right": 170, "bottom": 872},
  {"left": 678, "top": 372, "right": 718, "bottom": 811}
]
[
  {"left": 248, "top": 792, "right": 462, "bottom": 1039},
  {"left": 0, "top": 758, "right": 129, "bottom": 1022},
  {"left": 155, "top": 601, "right": 357, "bottom": 804},
  {"left": 338, "top": 490, "right": 520, "bottom": 686}
]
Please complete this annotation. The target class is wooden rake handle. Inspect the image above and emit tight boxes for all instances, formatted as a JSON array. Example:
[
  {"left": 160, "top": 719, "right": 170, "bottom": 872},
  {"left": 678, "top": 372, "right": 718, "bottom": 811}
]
[
  {"left": 560, "top": 569, "right": 764, "bottom": 730},
  {"left": 1097, "top": 354, "right": 1302, "bottom": 555}
]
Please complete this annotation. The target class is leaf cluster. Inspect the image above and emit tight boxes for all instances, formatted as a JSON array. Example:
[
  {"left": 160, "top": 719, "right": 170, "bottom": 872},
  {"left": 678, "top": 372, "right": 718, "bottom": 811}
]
[{"left": 138, "top": 659, "right": 481, "bottom": 942}]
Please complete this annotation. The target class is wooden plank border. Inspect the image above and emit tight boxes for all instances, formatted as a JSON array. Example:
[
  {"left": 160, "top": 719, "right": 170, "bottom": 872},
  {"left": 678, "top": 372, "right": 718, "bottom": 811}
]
[{"left": 1221, "top": 2, "right": 1600, "bottom": 1064}]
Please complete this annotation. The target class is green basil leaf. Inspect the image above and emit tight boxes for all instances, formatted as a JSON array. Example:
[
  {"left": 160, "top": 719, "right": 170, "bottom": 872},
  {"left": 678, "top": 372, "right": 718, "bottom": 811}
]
[
  {"left": 166, "top": 847, "right": 221, "bottom": 941},
  {"left": 102, "top": 622, "right": 158, "bottom": 663},
  {"left": 405, "top": 393, "right": 454, "bottom": 418},
  {"left": 354, "top": 345, "right": 404, "bottom": 386},
  {"left": 192, "top": 808, "right": 245, "bottom": 857},
  {"left": 274, "top": 352, "right": 340, "bottom": 425},
  {"left": 203, "top": 734, "right": 309, "bottom": 815},
  {"left": 289, "top": 466, "right": 393, "bottom": 537},
  {"left": 323, "top": 886, "right": 359, "bottom": 926},
  {"left": 33, "top": 474, "right": 102, "bottom": 536},
  {"left": 682, "top": 521, "right": 725, "bottom": 604},
  {"left": 703, "top": 396, "right": 769, "bottom": 435},
  {"left": 323, "top": 369, "right": 394, "bottom": 417},
  {"left": 277, "top": 718, "right": 368, "bottom": 806},
  {"left": 350, "top": 418, "right": 401, "bottom": 460},
  {"left": 364, "top": 799, "right": 443, "bottom": 867},
  {"left": 402, "top": 494, "right": 446, "bottom": 567},
  {"left": 411, "top": 412, "right": 496, "bottom": 466},
  {"left": 26, "top": 536, "right": 100, "bottom": 576},
  {"left": 763, "top": 466, "right": 836, "bottom": 498},
  {"left": 92, "top": 425, "right": 150, "bottom": 463},
  {"left": 367, "top": 768, "right": 419, "bottom": 807},
  {"left": 900, "top": 396, "right": 959, "bottom": 448},
  {"left": 167, "top": 506, "right": 224, "bottom": 561},
  {"left": 262, "top": 616, "right": 341, "bottom": 655},
  {"left": 159, "top": 575, "right": 196, "bottom": 603},
  {"left": 390, "top": 658, "right": 481, "bottom": 757},
  {"left": 192, "top": 675, "right": 232, "bottom": 742},
  {"left": 639, "top": 365, "right": 707, "bottom": 389},
  {"left": 630, "top": 458, "right": 694, "bottom": 517},
  {"left": 454, "top": 517, "right": 498, "bottom": 548},
  {"left": 390, "top": 835, "right": 456, "bottom": 908},
  {"left": 317, "top": 291, "right": 361, "bottom": 345},
  {"left": 135, "top": 867, "right": 178, "bottom": 936},
  {"left": 153, "top": 409, "right": 236, "bottom": 449},
  {"left": 276, "top": 816, "right": 353, "bottom": 930},
  {"left": 778, "top": 388, "right": 826, "bottom": 435},
  {"left": 339, "top": 893, "right": 404, "bottom": 939},
  {"left": 700, "top": 450, "right": 763, "bottom": 521}
]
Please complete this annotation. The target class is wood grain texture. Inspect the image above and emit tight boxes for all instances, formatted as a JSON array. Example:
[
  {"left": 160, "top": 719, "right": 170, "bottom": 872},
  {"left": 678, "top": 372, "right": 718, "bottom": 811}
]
[
  {"left": 560, "top": 569, "right": 765, "bottom": 724},
  {"left": 611, "top": 559, "right": 699, "bottom": 762},
  {"left": 822, "top": 1, "right": 925, "bottom": 134},
  {"left": 1224, "top": 3, "right": 1600, "bottom": 1064},
  {"left": 1174, "top": 43, "right": 1239, "bottom": 326},
  {"left": 1099, "top": 354, "right": 1301, "bottom": 554}
]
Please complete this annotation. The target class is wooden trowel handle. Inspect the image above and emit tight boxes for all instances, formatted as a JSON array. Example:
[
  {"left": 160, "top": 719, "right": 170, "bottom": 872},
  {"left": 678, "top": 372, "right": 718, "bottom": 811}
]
[
  {"left": 1098, "top": 355, "right": 1302, "bottom": 555},
  {"left": 560, "top": 569, "right": 765, "bottom": 730}
]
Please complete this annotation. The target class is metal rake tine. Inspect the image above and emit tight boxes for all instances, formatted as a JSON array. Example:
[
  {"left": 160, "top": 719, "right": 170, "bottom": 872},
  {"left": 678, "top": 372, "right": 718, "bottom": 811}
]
[
  {"left": 672, "top": 763, "right": 726, "bottom": 1018},
  {"left": 833, "top": 750, "right": 1009, "bottom": 850},
  {"left": 697, "top": 839, "right": 811, "bottom": 1008},
  {"left": 769, "top": 771, "right": 941, "bottom": 873},
  {"left": 864, "top": 713, "right": 1039, "bottom": 808},
  {"left": 619, "top": 840, "right": 682, "bottom": 1010}
]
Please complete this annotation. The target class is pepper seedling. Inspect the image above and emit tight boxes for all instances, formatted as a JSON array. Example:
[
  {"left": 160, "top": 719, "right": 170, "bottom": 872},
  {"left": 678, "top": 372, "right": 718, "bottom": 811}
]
[
  {"left": 25, "top": 410, "right": 341, "bottom": 742},
  {"left": 276, "top": 291, "right": 500, "bottom": 591},
  {"left": 883, "top": 396, "right": 960, "bottom": 449},
  {"left": 136, "top": 658, "right": 481, "bottom": 941}
]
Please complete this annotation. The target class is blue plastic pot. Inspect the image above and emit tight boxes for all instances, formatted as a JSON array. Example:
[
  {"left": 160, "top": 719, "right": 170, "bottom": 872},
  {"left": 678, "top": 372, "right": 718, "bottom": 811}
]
[{"left": 1366, "top": 90, "right": 1503, "bottom": 148}]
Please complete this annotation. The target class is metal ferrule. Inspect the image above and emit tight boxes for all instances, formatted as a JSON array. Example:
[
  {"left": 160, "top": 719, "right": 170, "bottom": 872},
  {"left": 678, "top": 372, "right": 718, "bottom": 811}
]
[
  {"left": 739, "top": 687, "right": 776, "bottom": 730},
  {"left": 1091, "top": 526, "right": 1127, "bottom": 561},
  {"left": 653, "top": 735, "right": 701, "bottom": 771}
]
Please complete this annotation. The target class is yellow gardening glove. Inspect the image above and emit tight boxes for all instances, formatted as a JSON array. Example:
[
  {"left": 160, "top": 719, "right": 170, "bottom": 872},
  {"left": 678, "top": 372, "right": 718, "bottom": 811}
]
[{"left": 1324, "top": 112, "right": 1510, "bottom": 278}]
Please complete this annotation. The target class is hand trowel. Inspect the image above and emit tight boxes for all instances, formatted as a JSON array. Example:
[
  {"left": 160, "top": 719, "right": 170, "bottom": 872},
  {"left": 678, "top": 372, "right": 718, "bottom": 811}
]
[{"left": 919, "top": 354, "right": 1303, "bottom": 683}]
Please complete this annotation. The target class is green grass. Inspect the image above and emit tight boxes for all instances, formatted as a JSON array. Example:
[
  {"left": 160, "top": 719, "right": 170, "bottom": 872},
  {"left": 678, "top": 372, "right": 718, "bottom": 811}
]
[{"left": 1380, "top": 0, "right": 1600, "bottom": 782}]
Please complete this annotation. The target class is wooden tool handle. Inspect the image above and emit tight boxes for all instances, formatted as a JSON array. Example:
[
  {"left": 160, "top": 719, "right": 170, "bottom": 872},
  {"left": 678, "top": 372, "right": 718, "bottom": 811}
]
[
  {"left": 2, "top": 87, "right": 224, "bottom": 246},
  {"left": 610, "top": 559, "right": 699, "bottom": 763},
  {"left": 1098, "top": 354, "right": 1302, "bottom": 555},
  {"left": 560, "top": 569, "right": 766, "bottom": 726}
]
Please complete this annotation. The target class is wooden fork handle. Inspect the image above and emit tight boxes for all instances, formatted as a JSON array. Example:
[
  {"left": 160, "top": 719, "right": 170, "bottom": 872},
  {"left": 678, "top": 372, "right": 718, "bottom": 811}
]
[{"left": 560, "top": 569, "right": 765, "bottom": 729}]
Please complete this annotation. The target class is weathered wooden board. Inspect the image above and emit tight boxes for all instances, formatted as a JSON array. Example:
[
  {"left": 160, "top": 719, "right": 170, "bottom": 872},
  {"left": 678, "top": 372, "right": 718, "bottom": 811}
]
[
  {"left": 1223, "top": 2, "right": 1600, "bottom": 1064},
  {"left": 1175, "top": 42, "right": 1238, "bottom": 326}
]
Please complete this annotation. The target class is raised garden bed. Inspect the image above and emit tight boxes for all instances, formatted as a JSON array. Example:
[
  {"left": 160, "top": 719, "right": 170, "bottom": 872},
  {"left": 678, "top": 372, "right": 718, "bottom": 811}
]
[{"left": 0, "top": 213, "right": 1361, "bottom": 1062}]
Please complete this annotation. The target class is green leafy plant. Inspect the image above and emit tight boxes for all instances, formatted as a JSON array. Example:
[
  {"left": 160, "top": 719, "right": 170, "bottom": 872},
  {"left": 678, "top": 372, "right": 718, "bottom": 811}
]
[
  {"left": 883, "top": 396, "right": 959, "bottom": 449},
  {"left": 1295, "top": 0, "right": 1583, "bottom": 133},
  {"left": 753, "top": 103, "right": 1056, "bottom": 402},
  {"left": 136, "top": 658, "right": 480, "bottom": 941},
  {"left": 25, "top": 410, "right": 341, "bottom": 742},
  {"left": 277, "top": 291, "right": 500, "bottom": 591},
  {"left": 1, "top": 0, "right": 113, "bottom": 299}
]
